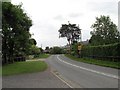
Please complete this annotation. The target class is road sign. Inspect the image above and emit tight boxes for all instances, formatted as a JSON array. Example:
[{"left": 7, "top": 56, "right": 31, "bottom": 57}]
[{"left": 78, "top": 45, "right": 82, "bottom": 50}]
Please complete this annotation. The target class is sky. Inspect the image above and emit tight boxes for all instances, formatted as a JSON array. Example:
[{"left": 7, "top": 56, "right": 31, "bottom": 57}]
[{"left": 12, "top": 0, "right": 119, "bottom": 49}]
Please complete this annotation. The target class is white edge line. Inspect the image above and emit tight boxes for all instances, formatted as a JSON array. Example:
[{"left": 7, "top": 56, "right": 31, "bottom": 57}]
[
  {"left": 51, "top": 71, "right": 73, "bottom": 88},
  {"left": 57, "top": 55, "right": 119, "bottom": 79}
]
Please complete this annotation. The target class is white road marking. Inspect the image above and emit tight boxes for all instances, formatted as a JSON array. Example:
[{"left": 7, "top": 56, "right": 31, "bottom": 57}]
[
  {"left": 57, "top": 55, "right": 119, "bottom": 79},
  {"left": 51, "top": 70, "right": 73, "bottom": 88}
]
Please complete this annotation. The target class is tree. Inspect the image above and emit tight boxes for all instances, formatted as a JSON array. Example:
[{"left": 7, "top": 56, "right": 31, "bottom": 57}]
[
  {"left": 29, "top": 38, "right": 37, "bottom": 45},
  {"left": 44, "top": 46, "right": 50, "bottom": 53},
  {"left": 29, "top": 45, "right": 40, "bottom": 55},
  {"left": 2, "top": 2, "right": 32, "bottom": 64},
  {"left": 89, "top": 15, "right": 120, "bottom": 45},
  {"left": 45, "top": 46, "right": 49, "bottom": 50},
  {"left": 39, "top": 48, "right": 43, "bottom": 53},
  {"left": 58, "top": 22, "right": 81, "bottom": 46},
  {"left": 50, "top": 47, "right": 65, "bottom": 54},
  {"left": 0, "top": 1, "right": 1, "bottom": 29}
]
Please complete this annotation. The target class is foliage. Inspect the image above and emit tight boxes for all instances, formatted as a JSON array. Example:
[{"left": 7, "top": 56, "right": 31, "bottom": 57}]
[
  {"left": 90, "top": 15, "right": 120, "bottom": 45},
  {"left": 58, "top": 22, "right": 81, "bottom": 45},
  {"left": 2, "top": 2, "right": 32, "bottom": 64},
  {"left": 29, "top": 45, "right": 40, "bottom": 55},
  {"left": 0, "top": 1, "right": 1, "bottom": 29},
  {"left": 45, "top": 46, "right": 49, "bottom": 50},
  {"left": 71, "top": 43, "right": 79, "bottom": 56},
  {"left": 81, "top": 43, "right": 120, "bottom": 59},
  {"left": 44, "top": 46, "right": 50, "bottom": 53},
  {"left": 70, "top": 42, "right": 84, "bottom": 57},
  {"left": 29, "top": 38, "right": 37, "bottom": 45},
  {"left": 2, "top": 61, "right": 47, "bottom": 76},
  {"left": 39, "top": 48, "right": 44, "bottom": 53},
  {"left": 50, "top": 47, "right": 65, "bottom": 54}
]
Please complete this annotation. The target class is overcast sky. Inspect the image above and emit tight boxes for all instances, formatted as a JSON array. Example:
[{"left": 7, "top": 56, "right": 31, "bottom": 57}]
[{"left": 12, "top": 0, "right": 119, "bottom": 49}]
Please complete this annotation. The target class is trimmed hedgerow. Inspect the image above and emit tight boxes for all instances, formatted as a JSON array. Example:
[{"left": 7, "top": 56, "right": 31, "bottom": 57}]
[{"left": 81, "top": 43, "right": 120, "bottom": 61}]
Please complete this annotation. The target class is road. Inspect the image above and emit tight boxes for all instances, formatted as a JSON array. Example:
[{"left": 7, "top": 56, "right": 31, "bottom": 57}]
[
  {"left": 2, "top": 66, "right": 69, "bottom": 88},
  {"left": 46, "top": 54, "right": 119, "bottom": 88}
]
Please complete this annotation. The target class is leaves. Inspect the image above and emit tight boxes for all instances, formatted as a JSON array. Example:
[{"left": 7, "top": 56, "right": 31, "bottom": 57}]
[
  {"left": 2, "top": 2, "right": 33, "bottom": 64},
  {"left": 50, "top": 47, "right": 65, "bottom": 54},
  {"left": 90, "top": 15, "right": 120, "bottom": 45},
  {"left": 81, "top": 43, "right": 120, "bottom": 59},
  {"left": 58, "top": 23, "right": 81, "bottom": 45}
]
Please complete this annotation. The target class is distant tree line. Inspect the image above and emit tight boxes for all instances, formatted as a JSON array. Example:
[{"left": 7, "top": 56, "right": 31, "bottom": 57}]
[
  {"left": 50, "top": 47, "right": 66, "bottom": 54},
  {"left": 44, "top": 46, "right": 66, "bottom": 54}
]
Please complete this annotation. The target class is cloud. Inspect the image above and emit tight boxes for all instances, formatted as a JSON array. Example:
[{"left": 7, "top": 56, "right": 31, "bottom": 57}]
[
  {"left": 68, "top": 13, "right": 84, "bottom": 18},
  {"left": 87, "top": 2, "right": 118, "bottom": 15},
  {"left": 53, "top": 15, "right": 65, "bottom": 21},
  {"left": 12, "top": 0, "right": 118, "bottom": 49}
]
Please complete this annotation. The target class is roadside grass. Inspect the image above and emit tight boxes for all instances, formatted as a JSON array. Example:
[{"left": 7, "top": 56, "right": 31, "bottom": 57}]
[
  {"left": 0, "top": 67, "right": 2, "bottom": 76},
  {"left": 34, "top": 54, "right": 50, "bottom": 59},
  {"left": 65, "top": 54, "right": 120, "bottom": 69},
  {"left": 2, "top": 61, "right": 47, "bottom": 76}
]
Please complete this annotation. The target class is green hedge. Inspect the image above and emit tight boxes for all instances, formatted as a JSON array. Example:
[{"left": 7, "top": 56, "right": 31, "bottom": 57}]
[
  {"left": 81, "top": 43, "right": 120, "bottom": 60},
  {"left": 71, "top": 43, "right": 79, "bottom": 56}
]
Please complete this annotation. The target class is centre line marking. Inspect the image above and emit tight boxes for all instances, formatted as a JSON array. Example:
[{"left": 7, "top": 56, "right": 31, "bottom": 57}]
[{"left": 57, "top": 55, "right": 119, "bottom": 79}]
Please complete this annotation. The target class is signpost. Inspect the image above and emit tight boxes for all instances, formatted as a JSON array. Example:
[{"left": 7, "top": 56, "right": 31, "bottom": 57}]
[
  {"left": 78, "top": 44, "right": 82, "bottom": 57},
  {"left": 78, "top": 45, "right": 82, "bottom": 51}
]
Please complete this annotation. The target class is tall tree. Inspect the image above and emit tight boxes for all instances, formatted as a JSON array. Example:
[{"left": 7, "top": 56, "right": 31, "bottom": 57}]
[
  {"left": 0, "top": 1, "right": 1, "bottom": 29},
  {"left": 89, "top": 15, "right": 120, "bottom": 45},
  {"left": 58, "top": 22, "right": 81, "bottom": 45},
  {"left": 2, "top": 2, "right": 32, "bottom": 64}
]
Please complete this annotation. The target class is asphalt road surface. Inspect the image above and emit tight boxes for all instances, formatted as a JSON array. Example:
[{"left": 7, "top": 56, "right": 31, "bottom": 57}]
[
  {"left": 2, "top": 67, "right": 69, "bottom": 88},
  {"left": 46, "top": 55, "right": 119, "bottom": 88}
]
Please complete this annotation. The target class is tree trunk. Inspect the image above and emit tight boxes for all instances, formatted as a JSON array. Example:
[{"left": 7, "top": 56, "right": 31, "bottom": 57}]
[{"left": 2, "top": 38, "right": 8, "bottom": 64}]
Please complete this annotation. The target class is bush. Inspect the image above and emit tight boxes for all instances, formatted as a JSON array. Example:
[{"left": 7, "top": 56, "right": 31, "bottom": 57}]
[
  {"left": 71, "top": 43, "right": 79, "bottom": 56},
  {"left": 81, "top": 43, "right": 120, "bottom": 61}
]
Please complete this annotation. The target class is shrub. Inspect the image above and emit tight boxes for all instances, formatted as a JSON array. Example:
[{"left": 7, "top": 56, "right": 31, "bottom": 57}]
[{"left": 81, "top": 43, "right": 120, "bottom": 61}]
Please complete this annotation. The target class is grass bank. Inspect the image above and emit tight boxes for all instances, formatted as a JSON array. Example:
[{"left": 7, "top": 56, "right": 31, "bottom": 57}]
[
  {"left": 2, "top": 61, "right": 47, "bottom": 76},
  {"left": 65, "top": 54, "right": 119, "bottom": 69}
]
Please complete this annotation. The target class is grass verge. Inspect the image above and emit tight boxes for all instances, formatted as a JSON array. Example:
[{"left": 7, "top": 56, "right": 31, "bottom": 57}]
[
  {"left": 2, "top": 61, "right": 47, "bottom": 76},
  {"left": 65, "top": 54, "right": 119, "bottom": 69},
  {"left": 34, "top": 54, "right": 50, "bottom": 59},
  {"left": 0, "top": 67, "right": 2, "bottom": 76}
]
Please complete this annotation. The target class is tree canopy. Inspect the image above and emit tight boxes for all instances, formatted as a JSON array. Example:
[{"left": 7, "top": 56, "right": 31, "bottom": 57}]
[
  {"left": 0, "top": 1, "right": 1, "bottom": 29},
  {"left": 29, "top": 38, "right": 37, "bottom": 45},
  {"left": 58, "top": 22, "right": 81, "bottom": 45},
  {"left": 89, "top": 15, "right": 120, "bottom": 45},
  {"left": 2, "top": 2, "right": 33, "bottom": 64}
]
